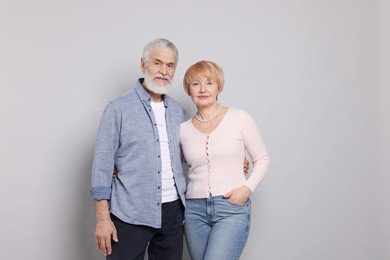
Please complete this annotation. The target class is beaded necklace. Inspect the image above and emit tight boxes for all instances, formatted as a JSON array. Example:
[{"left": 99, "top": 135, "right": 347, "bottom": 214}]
[{"left": 194, "top": 105, "right": 220, "bottom": 124}]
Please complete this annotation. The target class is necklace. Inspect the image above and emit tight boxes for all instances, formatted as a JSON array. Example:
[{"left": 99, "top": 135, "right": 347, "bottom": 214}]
[{"left": 195, "top": 105, "right": 220, "bottom": 124}]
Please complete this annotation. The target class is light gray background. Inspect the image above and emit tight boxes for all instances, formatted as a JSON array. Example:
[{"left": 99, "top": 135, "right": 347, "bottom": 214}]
[{"left": 1, "top": 0, "right": 389, "bottom": 259}]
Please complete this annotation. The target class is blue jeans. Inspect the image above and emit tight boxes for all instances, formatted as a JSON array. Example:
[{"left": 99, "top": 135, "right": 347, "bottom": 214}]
[{"left": 184, "top": 195, "right": 251, "bottom": 260}]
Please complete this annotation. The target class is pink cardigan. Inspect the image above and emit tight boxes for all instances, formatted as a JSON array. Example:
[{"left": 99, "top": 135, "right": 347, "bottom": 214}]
[{"left": 180, "top": 108, "right": 270, "bottom": 199}]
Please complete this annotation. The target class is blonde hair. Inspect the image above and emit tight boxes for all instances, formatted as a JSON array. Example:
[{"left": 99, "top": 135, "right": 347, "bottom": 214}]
[{"left": 183, "top": 60, "right": 224, "bottom": 95}]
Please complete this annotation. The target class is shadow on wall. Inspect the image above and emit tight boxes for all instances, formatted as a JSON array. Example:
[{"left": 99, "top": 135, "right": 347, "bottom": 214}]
[{"left": 76, "top": 144, "right": 104, "bottom": 260}]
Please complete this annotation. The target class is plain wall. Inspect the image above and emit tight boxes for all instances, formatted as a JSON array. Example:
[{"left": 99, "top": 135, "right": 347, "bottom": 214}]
[{"left": 1, "top": 0, "right": 389, "bottom": 259}]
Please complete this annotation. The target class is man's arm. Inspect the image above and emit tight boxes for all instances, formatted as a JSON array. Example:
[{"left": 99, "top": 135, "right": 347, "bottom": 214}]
[{"left": 94, "top": 200, "right": 118, "bottom": 256}]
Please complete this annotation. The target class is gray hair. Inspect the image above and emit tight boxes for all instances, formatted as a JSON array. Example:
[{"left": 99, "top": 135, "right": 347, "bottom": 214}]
[{"left": 142, "top": 38, "right": 179, "bottom": 64}]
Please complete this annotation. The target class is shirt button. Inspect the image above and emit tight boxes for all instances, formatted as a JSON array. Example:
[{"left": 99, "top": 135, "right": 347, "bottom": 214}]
[
  {"left": 157, "top": 186, "right": 160, "bottom": 189},
  {"left": 156, "top": 139, "right": 159, "bottom": 142},
  {"left": 158, "top": 155, "right": 160, "bottom": 158},
  {"left": 158, "top": 171, "right": 160, "bottom": 174},
  {"left": 157, "top": 203, "right": 160, "bottom": 206}
]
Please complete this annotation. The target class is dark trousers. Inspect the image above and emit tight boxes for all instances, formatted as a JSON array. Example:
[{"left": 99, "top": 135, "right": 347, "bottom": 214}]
[{"left": 107, "top": 200, "right": 184, "bottom": 260}]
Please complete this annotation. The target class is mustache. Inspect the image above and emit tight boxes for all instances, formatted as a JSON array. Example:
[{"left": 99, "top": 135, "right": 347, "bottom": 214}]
[
  {"left": 153, "top": 74, "right": 170, "bottom": 81},
  {"left": 144, "top": 73, "right": 170, "bottom": 86}
]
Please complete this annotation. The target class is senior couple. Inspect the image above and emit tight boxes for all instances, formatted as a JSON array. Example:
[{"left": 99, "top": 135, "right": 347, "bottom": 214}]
[{"left": 90, "top": 38, "right": 270, "bottom": 260}]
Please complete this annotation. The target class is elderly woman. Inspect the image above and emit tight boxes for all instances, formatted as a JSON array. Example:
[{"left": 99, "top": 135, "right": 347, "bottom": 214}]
[{"left": 180, "top": 60, "right": 270, "bottom": 260}]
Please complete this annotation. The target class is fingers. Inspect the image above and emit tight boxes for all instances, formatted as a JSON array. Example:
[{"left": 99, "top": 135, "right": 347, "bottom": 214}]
[
  {"left": 104, "top": 237, "right": 112, "bottom": 256},
  {"left": 243, "top": 158, "right": 250, "bottom": 175},
  {"left": 227, "top": 193, "right": 243, "bottom": 205},
  {"left": 226, "top": 186, "right": 251, "bottom": 205},
  {"left": 112, "top": 226, "right": 118, "bottom": 243},
  {"left": 96, "top": 235, "right": 112, "bottom": 256},
  {"left": 113, "top": 167, "right": 118, "bottom": 178},
  {"left": 228, "top": 196, "right": 246, "bottom": 205},
  {"left": 225, "top": 190, "right": 243, "bottom": 204},
  {"left": 95, "top": 220, "right": 118, "bottom": 256},
  {"left": 223, "top": 191, "right": 232, "bottom": 198}
]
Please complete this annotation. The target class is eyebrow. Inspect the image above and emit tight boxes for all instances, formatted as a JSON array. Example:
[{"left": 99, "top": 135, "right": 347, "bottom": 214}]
[{"left": 153, "top": 58, "right": 176, "bottom": 66}]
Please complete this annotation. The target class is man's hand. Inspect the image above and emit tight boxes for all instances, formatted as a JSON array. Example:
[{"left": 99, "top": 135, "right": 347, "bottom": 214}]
[
  {"left": 94, "top": 200, "right": 118, "bottom": 256},
  {"left": 224, "top": 186, "right": 252, "bottom": 206},
  {"left": 95, "top": 218, "right": 118, "bottom": 256},
  {"left": 243, "top": 158, "right": 250, "bottom": 176}
]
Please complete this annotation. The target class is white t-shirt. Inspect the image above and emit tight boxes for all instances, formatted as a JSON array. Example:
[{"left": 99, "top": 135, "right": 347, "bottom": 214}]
[{"left": 151, "top": 101, "right": 179, "bottom": 203}]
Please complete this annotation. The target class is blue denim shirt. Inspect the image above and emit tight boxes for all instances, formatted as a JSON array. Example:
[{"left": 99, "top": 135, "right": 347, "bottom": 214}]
[{"left": 90, "top": 79, "right": 188, "bottom": 228}]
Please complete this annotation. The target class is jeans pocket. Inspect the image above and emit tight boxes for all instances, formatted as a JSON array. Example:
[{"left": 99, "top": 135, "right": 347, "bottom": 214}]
[{"left": 223, "top": 197, "right": 250, "bottom": 207}]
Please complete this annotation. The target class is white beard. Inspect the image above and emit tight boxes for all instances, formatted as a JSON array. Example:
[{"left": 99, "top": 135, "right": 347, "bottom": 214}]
[{"left": 144, "top": 73, "right": 172, "bottom": 95}]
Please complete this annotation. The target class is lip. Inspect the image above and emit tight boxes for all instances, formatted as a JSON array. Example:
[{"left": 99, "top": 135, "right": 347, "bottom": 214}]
[
  {"left": 155, "top": 77, "right": 169, "bottom": 82},
  {"left": 197, "top": 95, "right": 208, "bottom": 99}
]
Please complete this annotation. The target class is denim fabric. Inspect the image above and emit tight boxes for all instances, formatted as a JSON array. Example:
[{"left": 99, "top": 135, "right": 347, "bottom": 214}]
[
  {"left": 184, "top": 195, "right": 251, "bottom": 260},
  {"left": 90, "top": 79, "right": 188, "bottom": 228}
]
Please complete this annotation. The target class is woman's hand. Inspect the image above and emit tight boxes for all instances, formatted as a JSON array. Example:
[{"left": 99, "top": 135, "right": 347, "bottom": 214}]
[{"left": 223, "top": 186, "right": 252, "bottom": 205}]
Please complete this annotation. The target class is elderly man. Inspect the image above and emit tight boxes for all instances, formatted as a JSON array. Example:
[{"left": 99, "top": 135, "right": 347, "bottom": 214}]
[{"left": 90, "top": 38, "right": 187, "bottom": 260}]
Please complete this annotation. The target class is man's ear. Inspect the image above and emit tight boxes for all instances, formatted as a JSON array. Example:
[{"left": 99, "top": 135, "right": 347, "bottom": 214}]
[{"left": 140, "top": 58, "right": 145, "bottom": 73}]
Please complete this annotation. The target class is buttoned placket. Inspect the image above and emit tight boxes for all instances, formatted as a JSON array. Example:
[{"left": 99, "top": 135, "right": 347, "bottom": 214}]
[
  {"left": 144, "top": 98, "right": 163, "bottom": 207},
  {"left": 164, "top": 102, "right": 176, "bottom": 181},
  {"left": 206, "top": 134, "right": 212, "bottom": 195}
]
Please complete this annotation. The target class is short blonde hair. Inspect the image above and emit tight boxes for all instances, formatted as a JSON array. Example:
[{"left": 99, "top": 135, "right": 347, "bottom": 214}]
[{"left": 183, "top": 60, "right": 225, "bottom": 95}]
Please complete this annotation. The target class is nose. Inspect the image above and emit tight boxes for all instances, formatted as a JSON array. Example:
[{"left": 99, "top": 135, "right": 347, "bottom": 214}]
[
  {"left": 159, "top": 65, "right": 168, "bottom": 75},
  {"left": 199, "top": 83, "right": 206, "bottom": 92}
]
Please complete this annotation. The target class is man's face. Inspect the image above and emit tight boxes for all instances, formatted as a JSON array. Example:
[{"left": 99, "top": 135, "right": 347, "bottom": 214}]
[{"left": 142, "top": 47, "right": 177, "bottom": 95}]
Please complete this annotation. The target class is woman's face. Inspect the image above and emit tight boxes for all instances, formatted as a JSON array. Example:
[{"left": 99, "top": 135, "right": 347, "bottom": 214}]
[{"left": 188, "top": 76, "right": 220, "bottom": 108}]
